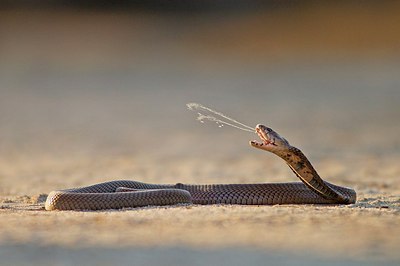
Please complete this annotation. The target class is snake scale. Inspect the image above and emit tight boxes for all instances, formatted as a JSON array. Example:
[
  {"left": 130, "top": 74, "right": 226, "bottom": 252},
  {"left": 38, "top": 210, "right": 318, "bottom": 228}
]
[{"left": 45, "top": 124, "right": 356, "bottom": 210}]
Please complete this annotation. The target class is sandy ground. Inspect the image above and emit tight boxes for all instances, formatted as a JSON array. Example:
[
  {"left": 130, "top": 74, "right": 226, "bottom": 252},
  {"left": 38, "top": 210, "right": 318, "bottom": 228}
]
[
  {"left": 1, "top": 67, "right": 400, "bottom": 265},
  {"left": 1, "top": 6, "right": 400, "bottom": 266}
]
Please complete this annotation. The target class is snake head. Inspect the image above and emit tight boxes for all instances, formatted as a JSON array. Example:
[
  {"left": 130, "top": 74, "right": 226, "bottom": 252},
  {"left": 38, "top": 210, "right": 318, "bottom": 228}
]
[{"left": 250, "top": 124, "right": 290, "bottom": 152}]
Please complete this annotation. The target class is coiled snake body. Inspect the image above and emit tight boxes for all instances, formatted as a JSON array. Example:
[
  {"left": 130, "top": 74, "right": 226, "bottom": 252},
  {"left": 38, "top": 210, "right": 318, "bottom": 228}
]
[{"left": 45, "top": 125, "right": 356, "bottom": 210}]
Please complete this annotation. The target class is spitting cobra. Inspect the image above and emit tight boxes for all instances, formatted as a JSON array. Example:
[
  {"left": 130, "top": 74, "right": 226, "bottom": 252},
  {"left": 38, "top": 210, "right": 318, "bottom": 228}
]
[{"left": 45, "top": 124, "right": 356, "bottom": 210}]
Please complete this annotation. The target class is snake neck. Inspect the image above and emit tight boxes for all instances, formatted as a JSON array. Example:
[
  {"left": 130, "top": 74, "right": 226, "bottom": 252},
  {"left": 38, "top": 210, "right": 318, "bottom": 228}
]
[{"left": 273, "top": 146, "right": 349, "bottom": 203}]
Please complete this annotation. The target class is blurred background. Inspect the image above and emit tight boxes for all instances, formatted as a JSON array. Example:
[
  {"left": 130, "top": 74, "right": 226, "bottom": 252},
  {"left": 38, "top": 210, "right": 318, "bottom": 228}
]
[
  {"left": 1, "top": 1, "right": 400, "bottom": 265},
  {"left": 1, "top": 0, "right": 400, "bottom": 190},
  {"left": 1, "top": 0, "right": 400, "bottom": 159},
  {"left": 1, "top": 0, "right": 400, "bottom": 193}
]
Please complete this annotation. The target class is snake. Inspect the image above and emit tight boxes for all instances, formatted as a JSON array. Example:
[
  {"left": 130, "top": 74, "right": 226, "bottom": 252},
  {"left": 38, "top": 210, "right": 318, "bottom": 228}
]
[{"left": 45, "top": 124, "right": 356, "bottom": 210}]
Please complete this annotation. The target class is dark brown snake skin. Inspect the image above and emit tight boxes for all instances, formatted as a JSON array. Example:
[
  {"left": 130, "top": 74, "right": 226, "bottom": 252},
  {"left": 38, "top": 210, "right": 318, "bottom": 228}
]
[{"left": 45, "top": 125, "right": 356, "bottom": 210}]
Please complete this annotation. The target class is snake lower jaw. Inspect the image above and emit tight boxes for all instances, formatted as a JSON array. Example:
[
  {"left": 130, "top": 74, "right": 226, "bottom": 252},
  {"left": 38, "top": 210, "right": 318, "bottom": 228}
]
[{"left": 249, "top": 140, "right": 272, "bottom": 151}]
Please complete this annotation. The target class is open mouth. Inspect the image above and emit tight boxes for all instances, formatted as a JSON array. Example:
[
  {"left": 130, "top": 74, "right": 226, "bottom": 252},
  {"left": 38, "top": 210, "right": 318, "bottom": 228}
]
[{"left": 251, "top": 126, "right": 273, "bottom": 147}]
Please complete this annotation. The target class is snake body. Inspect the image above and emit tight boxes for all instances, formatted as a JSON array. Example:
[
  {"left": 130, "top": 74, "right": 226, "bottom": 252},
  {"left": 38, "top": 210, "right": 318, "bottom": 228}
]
[{"left": 45, "top": 125, "right": 356, "bottom": 210}]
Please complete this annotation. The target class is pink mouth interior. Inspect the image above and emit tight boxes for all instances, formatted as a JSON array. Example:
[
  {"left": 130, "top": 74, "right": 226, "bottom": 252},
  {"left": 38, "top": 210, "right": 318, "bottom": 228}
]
[{"left": 253, "top": 128, "right": 271, "bottom": 146}]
